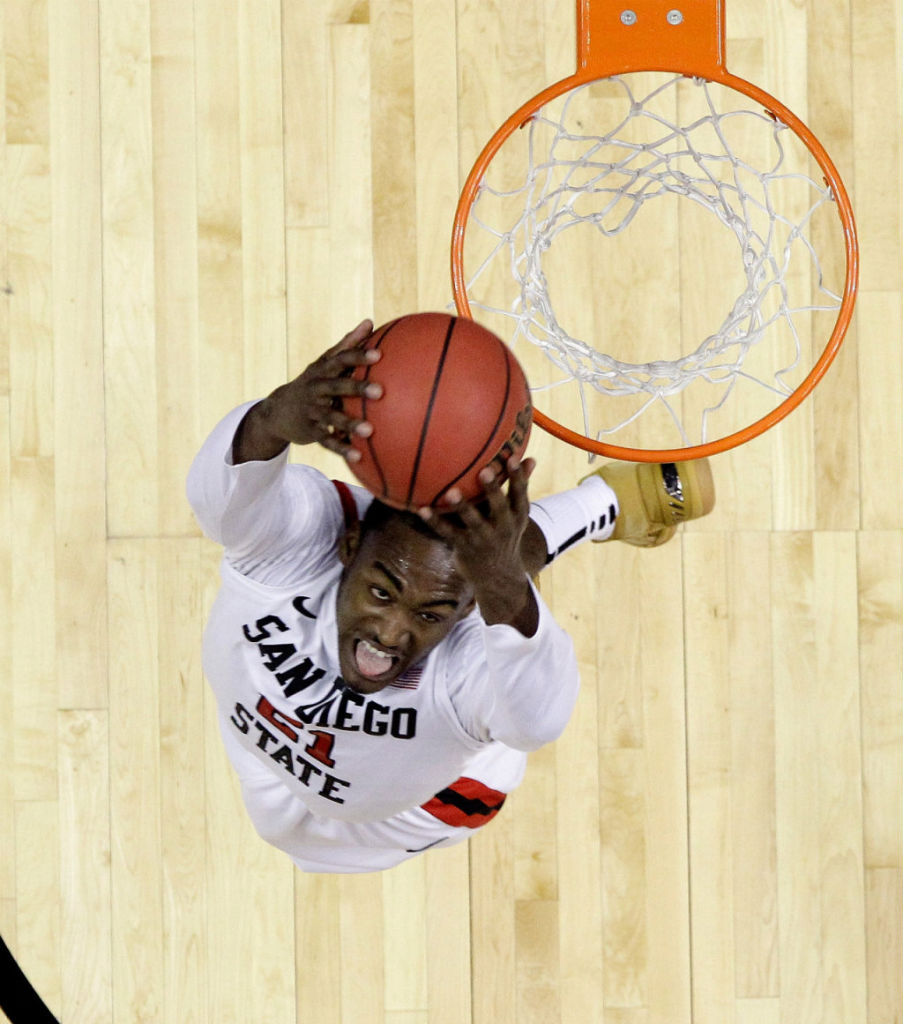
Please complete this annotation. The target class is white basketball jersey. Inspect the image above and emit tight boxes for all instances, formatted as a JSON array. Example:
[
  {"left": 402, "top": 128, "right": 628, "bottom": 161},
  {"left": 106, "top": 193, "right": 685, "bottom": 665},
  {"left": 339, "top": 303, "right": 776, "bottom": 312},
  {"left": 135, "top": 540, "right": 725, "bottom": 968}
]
[{"left": 188, "top": 403, "right": 580, "bottom": 826}]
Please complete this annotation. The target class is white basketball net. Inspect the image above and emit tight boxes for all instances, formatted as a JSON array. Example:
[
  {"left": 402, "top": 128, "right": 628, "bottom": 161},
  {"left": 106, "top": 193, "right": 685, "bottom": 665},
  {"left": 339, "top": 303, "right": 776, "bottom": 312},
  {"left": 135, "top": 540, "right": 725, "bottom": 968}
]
[{"left": 458, "top": 74, "right": 846, "bottom": 450}]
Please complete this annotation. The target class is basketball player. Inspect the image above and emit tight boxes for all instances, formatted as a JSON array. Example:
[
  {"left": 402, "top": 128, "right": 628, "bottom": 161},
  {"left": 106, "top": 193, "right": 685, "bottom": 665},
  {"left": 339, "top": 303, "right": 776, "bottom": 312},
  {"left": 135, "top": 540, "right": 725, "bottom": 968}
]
[{"left": 187, "top": 319, "right": 714, "bottom": 873}]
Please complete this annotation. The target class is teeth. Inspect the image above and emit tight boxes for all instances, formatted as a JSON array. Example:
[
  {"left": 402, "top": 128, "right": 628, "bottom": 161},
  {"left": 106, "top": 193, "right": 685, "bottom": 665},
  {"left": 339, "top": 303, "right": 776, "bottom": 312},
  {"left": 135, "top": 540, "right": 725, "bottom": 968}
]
[
  {"left": 355, "top": 639, "right": 398, "bottom": 681},
  {"left": 360, "top": 639, "right": 391, "bottom": 661}
]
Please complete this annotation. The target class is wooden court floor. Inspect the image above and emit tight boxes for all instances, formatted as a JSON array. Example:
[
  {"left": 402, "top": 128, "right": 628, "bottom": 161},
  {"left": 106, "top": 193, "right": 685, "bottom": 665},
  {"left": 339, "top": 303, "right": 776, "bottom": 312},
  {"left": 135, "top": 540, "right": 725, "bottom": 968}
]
[{"left": 1, "top": 1, "right": 901, "bottom": 1021}]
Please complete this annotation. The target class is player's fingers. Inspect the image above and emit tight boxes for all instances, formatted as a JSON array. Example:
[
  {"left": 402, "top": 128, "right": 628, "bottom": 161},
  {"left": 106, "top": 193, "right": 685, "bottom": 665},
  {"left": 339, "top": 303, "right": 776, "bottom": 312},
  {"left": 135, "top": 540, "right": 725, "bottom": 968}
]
[
  {"left": 505, "top": 457, "right": 535, "bottom": 520},
  {"left": 452, "top": 495, "right": 493, "bottom": 534},
  {"left": 476, "top": 464, "right": 512, "bottom": 523},
  {"left": 314, "top": 320, "right": 377, "bottom": 369},
  {"left": 289, "top": 350, "right": 376, "bottom": 399},
  {"left": 310, "top": 348, "right": 379, "bottom": 390},
  {"left": 308, "top": 376, "right": 383, "bottom": 401},
  {"left": 333, "top": 318, "right": 374, "bottom": 352},
  {"left": 330, "top": 345, "right": 381, "bottom": 372},
  {"left": 318, "top": 429, "right": 361, "bottom": 463},
  {"left": 432, "top": 486, "right": 463, "bottom": 509},
  {"left": 417, "top": 505, "right": 457, "bottom": 540},
  {"left": 316, "top": 405, "right": 370, "bottom": 461},
  {"left": 321, "top": 406, "right": 373, "bottom": 439}
]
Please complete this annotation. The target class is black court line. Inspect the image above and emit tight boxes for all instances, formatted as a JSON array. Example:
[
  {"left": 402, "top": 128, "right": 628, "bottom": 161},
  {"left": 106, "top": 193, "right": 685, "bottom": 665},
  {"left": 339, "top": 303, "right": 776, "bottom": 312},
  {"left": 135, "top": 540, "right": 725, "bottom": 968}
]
[{"left": 0, "top": 934, "right": 60, "bottom": 1024}]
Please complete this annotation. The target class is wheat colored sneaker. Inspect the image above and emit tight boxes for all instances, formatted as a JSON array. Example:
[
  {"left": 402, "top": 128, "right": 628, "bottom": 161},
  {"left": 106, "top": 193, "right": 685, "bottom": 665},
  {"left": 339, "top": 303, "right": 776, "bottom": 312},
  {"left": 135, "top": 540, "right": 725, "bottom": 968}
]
[{"left": 584, "top": 459, "right": 716, "bottom": 547}]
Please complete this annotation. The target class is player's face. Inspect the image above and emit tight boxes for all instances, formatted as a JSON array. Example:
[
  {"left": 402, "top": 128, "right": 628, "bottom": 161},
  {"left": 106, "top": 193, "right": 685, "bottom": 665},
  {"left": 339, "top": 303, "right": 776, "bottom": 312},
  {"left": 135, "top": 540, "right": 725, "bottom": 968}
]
[{"left": 335, "top": 518, "right": 475, "bottom": 694}]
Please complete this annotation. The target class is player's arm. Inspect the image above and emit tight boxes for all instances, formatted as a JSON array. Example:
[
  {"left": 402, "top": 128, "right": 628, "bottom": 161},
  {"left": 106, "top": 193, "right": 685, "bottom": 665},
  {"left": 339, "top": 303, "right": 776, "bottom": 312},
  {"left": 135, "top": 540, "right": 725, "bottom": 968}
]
[
  {"left": 428, "top": 461, "right": 579, "bottom": 749},
  {"left": 231, "top": 319, "right": 382, "bottom": 464},
  {"left": 519, "top": 520, "right": 551, "bottom": 577},
  {"left": 187, "top": 320, "right": 383, "bottom": 573}
]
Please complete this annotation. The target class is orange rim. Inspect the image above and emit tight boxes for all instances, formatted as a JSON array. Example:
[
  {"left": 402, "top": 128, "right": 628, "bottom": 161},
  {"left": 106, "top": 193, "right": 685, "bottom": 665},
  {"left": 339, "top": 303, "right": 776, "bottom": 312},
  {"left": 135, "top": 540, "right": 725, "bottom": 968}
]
[{"left": 451, "top": 2, "right": 859, "bottom": 462}]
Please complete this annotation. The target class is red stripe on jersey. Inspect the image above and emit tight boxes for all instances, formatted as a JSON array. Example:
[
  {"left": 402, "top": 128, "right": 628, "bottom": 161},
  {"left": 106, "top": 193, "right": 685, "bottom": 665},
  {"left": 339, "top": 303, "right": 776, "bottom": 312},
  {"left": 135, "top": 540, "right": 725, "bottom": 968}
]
[
  {"left": 332, "top": 479, "right": 359, "bottom": 531},
  {"left": 420, "top": 776, "right": 507, "bottom": 829}
]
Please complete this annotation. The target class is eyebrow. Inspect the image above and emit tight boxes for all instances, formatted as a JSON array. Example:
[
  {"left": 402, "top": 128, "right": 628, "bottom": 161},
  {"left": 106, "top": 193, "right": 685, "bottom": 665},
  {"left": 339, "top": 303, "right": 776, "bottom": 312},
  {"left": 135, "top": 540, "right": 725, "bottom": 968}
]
[
  {"left": 373, "top": 561, "right": 403, "bottom": 591},
  {"left": 372, "top": 561, "right": 460, "bottom": 611},
  {"left": 420, "top": 599, "right": 461, "bottom": 611}
]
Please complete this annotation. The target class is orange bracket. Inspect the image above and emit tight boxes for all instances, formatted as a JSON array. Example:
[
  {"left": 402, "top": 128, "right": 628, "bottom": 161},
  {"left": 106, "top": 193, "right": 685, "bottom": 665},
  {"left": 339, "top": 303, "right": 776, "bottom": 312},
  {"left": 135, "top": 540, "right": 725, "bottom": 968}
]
[{"left": 577, "top": 0, "right": 725, "bottom": 78}]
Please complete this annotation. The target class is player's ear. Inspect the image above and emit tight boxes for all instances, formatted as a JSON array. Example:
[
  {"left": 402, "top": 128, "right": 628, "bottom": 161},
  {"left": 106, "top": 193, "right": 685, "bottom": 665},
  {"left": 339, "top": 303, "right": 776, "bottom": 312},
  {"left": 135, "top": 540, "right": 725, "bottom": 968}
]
[{"left": 338, "top": 522, "right": 362, "bottom": 567}]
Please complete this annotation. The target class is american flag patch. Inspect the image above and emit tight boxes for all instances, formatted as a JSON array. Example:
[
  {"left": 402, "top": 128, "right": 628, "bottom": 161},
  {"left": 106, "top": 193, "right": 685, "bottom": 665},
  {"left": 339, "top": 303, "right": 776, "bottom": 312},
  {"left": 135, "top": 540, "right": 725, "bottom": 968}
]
[{"left": 390, "top": 664, "right": 423, "bottom": 690}]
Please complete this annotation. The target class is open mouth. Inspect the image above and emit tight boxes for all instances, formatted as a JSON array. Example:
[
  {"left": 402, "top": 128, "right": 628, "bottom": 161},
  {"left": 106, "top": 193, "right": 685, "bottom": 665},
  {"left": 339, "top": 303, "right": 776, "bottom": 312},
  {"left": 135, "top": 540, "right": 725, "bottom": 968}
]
[{"left": 353, "top": 639, "right": 400, "bottom": 682}]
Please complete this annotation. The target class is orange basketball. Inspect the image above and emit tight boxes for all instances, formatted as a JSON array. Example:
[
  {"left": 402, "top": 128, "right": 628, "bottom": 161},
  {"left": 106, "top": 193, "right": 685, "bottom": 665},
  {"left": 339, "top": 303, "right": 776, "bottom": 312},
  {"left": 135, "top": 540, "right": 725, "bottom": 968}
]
[{"left": 343, "top": 313, "right": 533, "bottom": 510}]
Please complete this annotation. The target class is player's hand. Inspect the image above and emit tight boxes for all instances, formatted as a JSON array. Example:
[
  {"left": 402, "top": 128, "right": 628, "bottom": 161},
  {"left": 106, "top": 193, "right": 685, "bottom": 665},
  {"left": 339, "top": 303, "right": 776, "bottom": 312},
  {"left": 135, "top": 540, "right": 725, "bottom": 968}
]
[
  {"left": 233, "top": 319, "right": 383, "bottom": 463},
  {"left": 418, "top": 458, "right": 540, "bottom": 637}
]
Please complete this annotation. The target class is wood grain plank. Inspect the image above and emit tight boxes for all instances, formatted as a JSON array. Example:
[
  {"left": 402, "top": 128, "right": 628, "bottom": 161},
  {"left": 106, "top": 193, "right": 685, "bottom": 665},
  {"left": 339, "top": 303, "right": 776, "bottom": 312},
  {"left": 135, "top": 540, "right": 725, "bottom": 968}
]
[
  {"left": 638, "top": 540, "right": 692, "bottom": 1024},
  {"left": 684, "top": 533, "right": 735, "bottom": 1024},
  {"left": 383, "top": 857, "right": 428, "bottom": 1014},
  {"left": 513, "top": 741, "right": 558, "bottom": 902},
  {"left": 195, "top": 0, "right": 245, "bottom": 428},
  {"left": 728, "top": 534, "right": 779, "bottom": 999},
  {"left": 516, "top": 899, "right": 561, "bottom": 1024},
  {"left": 555, "top": 661, "right": 605, "bottom": 1024},
  {"left": 469, "top": 812, "right": 518, "bottom": 1024},
  {"left": 813, "top": 532, "right": 867, "bottom": 1024},
  {"left": 49, "top": 0, "right": 108, "bottom": 710},
  {"left": 150, "top": 0, "right": 201, "bottom": 537},
  {"left": 294, "top": 872, "right": 342, "bottom": 1024},
  {"left": 328, "top": 24, "right": 374, "bottom": 335},
  {"left": 282, "top": 3, "right": 329, "bottom": 229},
  {"left": 370, "top": 0, "right": 417, "bottom": 322},
  {"left": 4, "top": 0, "right": 49, "bottom": 145},
  {"left": 339, "top": 873, "right": 386, "bottom": 1022},
  {"left": 771, "top": 533, "right": 825, "bottom": 1024},
  {"left": 412, "top": 0, "right": 458, "bottom": 310},
  {"left": 99, "top": 0, "right": 159, "bottom": 537},
  {"left": 425, "top": 844, "right": 472, "bottom": 1024},
  {"left": 6, "top": 142, "right": 52, "bottom": 458},
  {"left": 857, "top": 531, "right": 903, "bottom": 869},
  {"left": 851, "top": 0, "right": 902, "bottom": 291},
  {"left": 58, "top": 710, "right": 113, "bottom": 1024},
  {"left": 157, "top": 539, "right": 208, "bottom": 1024},
  {"left": 600, "top": 747, "right": 647, "bottom": 1011},
  {"left": 857, "top": 293, "right": 903, "bottom": 531},
  {"left": 865, "top": 867, "right": 903, "bottom": 1024},
  {"left": 107, "top": 539, "right": 164, "bottom": 1023},
  {"left": 238, "top": 0, "right": 288, "bottom": 402},
  {"left": 11, "top": 456, "right": 56, "bottom": 800}
]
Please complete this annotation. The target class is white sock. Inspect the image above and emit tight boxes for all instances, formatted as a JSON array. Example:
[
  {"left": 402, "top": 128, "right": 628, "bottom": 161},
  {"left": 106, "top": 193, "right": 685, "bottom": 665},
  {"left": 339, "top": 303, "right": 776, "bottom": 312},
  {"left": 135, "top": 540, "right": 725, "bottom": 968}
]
[{"left": 529, "top": 474, "right": 619, "bottom": 565}]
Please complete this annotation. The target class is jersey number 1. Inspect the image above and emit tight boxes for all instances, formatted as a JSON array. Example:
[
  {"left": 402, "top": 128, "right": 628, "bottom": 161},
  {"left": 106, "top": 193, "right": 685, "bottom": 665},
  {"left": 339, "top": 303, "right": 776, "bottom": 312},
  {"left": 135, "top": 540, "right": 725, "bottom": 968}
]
[{"left": 304, "top": 729, "right": 336, "bottom": 769}]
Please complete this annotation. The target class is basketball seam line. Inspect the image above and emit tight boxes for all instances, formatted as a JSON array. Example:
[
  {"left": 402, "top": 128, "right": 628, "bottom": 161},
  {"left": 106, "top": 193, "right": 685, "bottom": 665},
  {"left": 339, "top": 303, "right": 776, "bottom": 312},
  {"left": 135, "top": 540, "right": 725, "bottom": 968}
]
[
  {"left": 406, "top": 317, "right": 457, "bottom": 507},
  {"left": 427, "top": 338, "right": 514, "bottom": 507}
]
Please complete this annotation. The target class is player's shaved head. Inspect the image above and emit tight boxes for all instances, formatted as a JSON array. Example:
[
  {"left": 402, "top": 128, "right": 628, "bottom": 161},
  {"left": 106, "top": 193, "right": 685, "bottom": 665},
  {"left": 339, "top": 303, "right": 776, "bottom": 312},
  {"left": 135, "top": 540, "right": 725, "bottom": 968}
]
[{"left": 358, "top": 499, "right": 447, "bottom": 546}]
